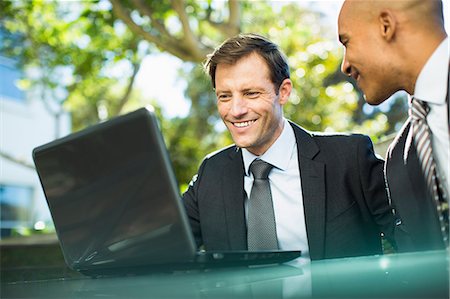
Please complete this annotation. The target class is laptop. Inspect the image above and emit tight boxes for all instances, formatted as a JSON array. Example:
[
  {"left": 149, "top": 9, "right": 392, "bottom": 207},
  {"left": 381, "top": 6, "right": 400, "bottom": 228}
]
[{"left": 32, "top": 107, "right": 301, "bottom": 277}]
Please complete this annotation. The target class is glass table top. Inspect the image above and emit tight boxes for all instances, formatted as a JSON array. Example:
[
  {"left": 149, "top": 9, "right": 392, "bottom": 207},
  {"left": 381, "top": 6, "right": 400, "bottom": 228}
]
[{"left": 1, "top": 249, "right": 448, "bottom": 299}]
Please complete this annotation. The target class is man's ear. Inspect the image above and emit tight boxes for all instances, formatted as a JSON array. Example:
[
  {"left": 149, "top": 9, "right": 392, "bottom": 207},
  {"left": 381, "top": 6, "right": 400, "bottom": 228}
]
[
  {"left": 278, "top": 79, "right": 292, "bottom": 105},
  {"left": 379, "top": 10, "right": 397, "bottom": 41}
]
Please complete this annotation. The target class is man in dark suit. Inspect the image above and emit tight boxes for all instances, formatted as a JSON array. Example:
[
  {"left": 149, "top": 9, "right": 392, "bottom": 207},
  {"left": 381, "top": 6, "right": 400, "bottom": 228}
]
[
  {"left": 338, "top": 0, "right": 449, "bottom": 251},
  {"left": 183, "top": 33, "right": 395, "bottom": 261}
]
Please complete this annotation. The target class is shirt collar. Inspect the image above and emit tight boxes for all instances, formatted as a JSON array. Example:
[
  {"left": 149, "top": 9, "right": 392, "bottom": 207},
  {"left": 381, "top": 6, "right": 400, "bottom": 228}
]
[
  {"left": 242, "top": 118, "right": 296, "bottom": 176},
  {"left": 414, "top": 37, "right": 449, "bottom": 105}
]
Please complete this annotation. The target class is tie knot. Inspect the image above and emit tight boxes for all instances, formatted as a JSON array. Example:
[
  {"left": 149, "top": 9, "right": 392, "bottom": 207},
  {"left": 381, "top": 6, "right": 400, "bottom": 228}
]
[
  {"left": 410, "top": 98, "right": 429, "bottom": 121},
  {"left": 250, "top": 159, "right": 273, "bottom": 180}
]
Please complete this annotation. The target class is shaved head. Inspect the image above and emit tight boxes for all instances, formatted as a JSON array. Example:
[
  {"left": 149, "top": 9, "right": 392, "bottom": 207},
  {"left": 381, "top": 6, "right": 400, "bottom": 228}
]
[
  {"left": 340, "top": 0, "right": 445, "bottom": 30},
  {"left": 338, "top": 0, "right": 446, "bottom": 103}
]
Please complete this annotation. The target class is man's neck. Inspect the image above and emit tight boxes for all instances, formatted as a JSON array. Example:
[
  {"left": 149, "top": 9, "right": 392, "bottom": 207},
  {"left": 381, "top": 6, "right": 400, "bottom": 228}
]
[
  {"left": 413, "top": 37, "right": 449, "bottom": 102},
  {"left": 408, "top": 34, "right": 447, "bottom": 95}
]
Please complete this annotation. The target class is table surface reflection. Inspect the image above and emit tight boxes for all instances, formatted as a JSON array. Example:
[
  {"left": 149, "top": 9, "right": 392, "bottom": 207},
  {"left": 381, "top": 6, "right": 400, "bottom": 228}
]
[{"left": 1, "top": 250, "right": 449, "bottom": 299}]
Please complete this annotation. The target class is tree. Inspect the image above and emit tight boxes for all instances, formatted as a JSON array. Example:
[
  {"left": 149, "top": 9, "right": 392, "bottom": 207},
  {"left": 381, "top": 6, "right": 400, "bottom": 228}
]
[
  {"left": 109, "top": 0, "right": 241, "bottom": 62},
  {"left": 174, "top": 2, "right": 406, "bottom": 184},
  {"left": 0, "top": 0, "right": 245, "bottom": 184},
  {"left": 0, "top": 0, "right": 148, "bottom": 131},
  {"left": 0, "top": 0, "right": 405, "bottom": 186}
]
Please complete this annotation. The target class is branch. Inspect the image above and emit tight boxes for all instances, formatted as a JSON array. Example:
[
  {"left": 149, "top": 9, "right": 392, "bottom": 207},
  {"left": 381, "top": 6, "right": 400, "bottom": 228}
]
[
  {"left": 129, "top": 0, "right": 171, "bottom": 38},
  {"left": 206, "top": 0, "right": 240, "bottom": 37},
  {"left": 170, "top": 0, "right": 198, "bottom": 49},
  {"left": 111, "top": 0, "right": 212, "bottom": 62},
  {"left": 114, "top": 60, "right": 141, "bottom": 115},
  {"left": 227, "top": 0, "right": 241, "bottom": 34},
  {"left": 22, "top": 21, "right": 65, "bottom": 119},
  {"left": 0, "top": 151, "right": 35, "bottom": 170},
  {"left": 111, "top": 0, "right": 165, "bottom": 47},
  {"left": 111, "top": 0, "right": 206, "bottom": 62},
  {"left": 170, "top": 0, "right": 216, "bottom": 61}
]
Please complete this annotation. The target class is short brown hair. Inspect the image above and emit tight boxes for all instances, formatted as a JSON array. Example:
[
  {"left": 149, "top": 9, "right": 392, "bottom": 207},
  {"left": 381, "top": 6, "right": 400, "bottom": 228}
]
[{"left": 204, "top": 33, "right": 290, "bottom": 93}]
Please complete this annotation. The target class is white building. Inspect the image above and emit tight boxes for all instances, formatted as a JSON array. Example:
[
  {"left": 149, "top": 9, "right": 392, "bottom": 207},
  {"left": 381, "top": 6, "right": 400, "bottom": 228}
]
[{"left": 0, "top": 55, "right": 71, "bottom": 237}]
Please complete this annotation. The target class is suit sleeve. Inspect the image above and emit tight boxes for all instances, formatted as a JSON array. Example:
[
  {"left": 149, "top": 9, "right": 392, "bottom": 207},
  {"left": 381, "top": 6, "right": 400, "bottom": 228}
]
[
  {"left": 182, "top": 159, "right": 206, "bottom": 249},
  {"left": 357, "top": 135, "right": 396, "bottom": 246}
]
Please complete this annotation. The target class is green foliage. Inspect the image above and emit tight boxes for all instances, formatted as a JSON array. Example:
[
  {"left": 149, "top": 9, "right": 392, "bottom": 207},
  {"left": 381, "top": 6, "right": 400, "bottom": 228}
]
[
  {"left": 173, "top": 2, "right": 407, "bottom": 184},
  {"left": 173, "top": 3, "right": 333, "bottom": 183},
  {"left": 1, "top": 0, "right": 149, "bottom": 132},
  {"left": 160, "top": 64, "right": 228, "bottom": 188},
  {"left": 0, "top": 0, "right": 406, "bottom": 187}
]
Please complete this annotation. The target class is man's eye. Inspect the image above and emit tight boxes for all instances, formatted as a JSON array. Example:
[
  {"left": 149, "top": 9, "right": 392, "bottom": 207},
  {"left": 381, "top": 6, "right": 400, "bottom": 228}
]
[
  {"left": 217, "top": 94, "right": 231, "bottom": 101},
  {"left": 246, "top": 91, "right": 260, "bottom": 98}
]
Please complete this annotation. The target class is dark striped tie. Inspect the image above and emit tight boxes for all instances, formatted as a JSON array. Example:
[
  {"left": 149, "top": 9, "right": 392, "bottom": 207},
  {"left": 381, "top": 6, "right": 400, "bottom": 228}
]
[
  {"left": 410, "top": 98, "right": 449, "bottom": 246},
  {"left": 247, "top": 159, "right": 279, "bottom": 250}
]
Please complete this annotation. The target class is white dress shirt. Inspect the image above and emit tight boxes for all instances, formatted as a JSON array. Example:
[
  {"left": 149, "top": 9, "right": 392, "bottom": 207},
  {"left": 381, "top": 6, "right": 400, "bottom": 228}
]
[
  {"left": 413, "top": 37, "right": 450, "bottom": 195},
  {"left": 242, "top": 118, "right": 310, "bottom": 263}
]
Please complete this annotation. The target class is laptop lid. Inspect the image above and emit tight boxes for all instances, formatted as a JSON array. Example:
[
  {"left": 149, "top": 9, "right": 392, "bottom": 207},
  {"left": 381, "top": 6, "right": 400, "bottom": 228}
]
[
  {"left": 33, "top": 107, "right": 198, "bottom": 271},
  {"left": 33, "top": 107, "right": 301, "bottom": 275}
]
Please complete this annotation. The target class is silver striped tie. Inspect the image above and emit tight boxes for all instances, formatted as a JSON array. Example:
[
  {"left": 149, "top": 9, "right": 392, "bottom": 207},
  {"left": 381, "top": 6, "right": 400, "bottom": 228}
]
[
  {"left": 247, "top": 159, "right": 279, "bottom": 250},
  {"left": 410, "top": 98, "right": 449, "bottom": 246}
]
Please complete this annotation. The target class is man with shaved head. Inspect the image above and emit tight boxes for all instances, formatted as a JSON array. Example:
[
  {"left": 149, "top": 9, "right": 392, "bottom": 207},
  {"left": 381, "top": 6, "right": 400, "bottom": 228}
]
[{"left": 338, "top": 0, "right": 449, "bottom": 252}]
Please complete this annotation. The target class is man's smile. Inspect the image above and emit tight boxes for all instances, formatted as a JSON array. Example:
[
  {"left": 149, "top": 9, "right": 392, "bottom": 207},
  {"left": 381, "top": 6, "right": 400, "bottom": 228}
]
[{"left": 233, "top": 120, "right": 256, "bottom": 128}]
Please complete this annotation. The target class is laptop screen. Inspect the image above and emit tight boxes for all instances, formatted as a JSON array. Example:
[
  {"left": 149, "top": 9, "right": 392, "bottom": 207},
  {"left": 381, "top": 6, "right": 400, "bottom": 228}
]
[{"left": 33, "top": 108, "right": 196, "bottom": 270}]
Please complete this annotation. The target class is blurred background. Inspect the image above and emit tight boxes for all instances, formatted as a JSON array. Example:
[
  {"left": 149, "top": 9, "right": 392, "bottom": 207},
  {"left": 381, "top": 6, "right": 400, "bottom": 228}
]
[{"left": 1, "top": 0, "right": 449, "bottom": 240}]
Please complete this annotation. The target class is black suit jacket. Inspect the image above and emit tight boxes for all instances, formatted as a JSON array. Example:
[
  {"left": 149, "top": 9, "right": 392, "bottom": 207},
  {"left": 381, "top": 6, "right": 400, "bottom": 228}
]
[
  {"left": 183, "top": 122, "right": 395, "bottom": 260},
  {"left": 386, "top": 121, "right": 447, "bottom": 252},
  {"left": 386, "top": 66, "right": 450, "bottom": 252}
]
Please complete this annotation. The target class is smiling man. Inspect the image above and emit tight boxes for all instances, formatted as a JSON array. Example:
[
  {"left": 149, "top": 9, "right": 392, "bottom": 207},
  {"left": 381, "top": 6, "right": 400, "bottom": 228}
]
[
  {"left": 338, "top": 0, "right": 449, "bottom": 252},
  {"left": 182, "top": 33, "right": 395, "bottom": 261}
]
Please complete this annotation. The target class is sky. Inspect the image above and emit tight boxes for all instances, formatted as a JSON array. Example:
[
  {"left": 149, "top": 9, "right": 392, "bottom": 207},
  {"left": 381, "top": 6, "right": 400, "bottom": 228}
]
[{"left": 135, "top": 0, "right": 450, "bottom": 119}]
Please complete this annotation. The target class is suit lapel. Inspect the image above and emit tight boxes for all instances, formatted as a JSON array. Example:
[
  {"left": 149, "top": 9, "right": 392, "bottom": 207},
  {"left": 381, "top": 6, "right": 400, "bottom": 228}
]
[
  {"left": 404, "top": 132, "right": 428, "bottom": 199},
  {"left": 387, "top": 121, "right": 417, "bottom": 210},
  {"left": 290, "top": 123, "right": 326, "bottom": 259},
  {"left": 393, "top": 121, "right": 429, "bottom": 207},
  {"left": 221, "top": 148, "right": 247, "bottom": 250},
  {"left": 387, "top": 119, "right": 444, "bottom": 248},
  {"left": 447, "top": 62, "right": 449, "bottom": 133}
]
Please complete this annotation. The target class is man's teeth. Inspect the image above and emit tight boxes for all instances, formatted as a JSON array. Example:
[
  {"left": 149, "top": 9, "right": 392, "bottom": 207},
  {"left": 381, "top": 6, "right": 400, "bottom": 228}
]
[{"left": 234, "top": 120, "right": 255, "bottom": 128}]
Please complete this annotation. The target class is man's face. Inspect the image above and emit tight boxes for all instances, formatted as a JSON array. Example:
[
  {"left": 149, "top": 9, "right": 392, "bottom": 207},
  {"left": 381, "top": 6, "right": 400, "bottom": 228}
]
[
  {"left": 215, "top": 52, "right": 291, "bottom": 156},
  {"left": 338, "top": 1, "right": 397, "bottom": 105}
]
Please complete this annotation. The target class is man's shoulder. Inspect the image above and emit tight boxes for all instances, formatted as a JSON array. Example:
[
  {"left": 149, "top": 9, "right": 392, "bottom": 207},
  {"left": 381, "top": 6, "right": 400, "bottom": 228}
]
[
  {"left": 311, "top": 131, "right": 370, "bottom": 143},
  {"left": 386, "top": 120, "right": 410, "bottom": 160},
  {"left": 288, "top": 121, "right": 370, "bottom": 144},
  {"left": 204, "top": 144, "right": 240, "bottom": 161},
  {"left": 311, "top": 133, "right": 373, "bottom": 158}
]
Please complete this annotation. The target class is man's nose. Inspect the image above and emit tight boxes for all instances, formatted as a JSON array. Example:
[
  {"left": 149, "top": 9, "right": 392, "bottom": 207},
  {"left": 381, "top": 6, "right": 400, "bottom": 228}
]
[
  {"left": 341, "top": 55, "right": 352, "bottom": 76},
  {"left": 230, "top": 97, "right": 248, "bottom": 117}
]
